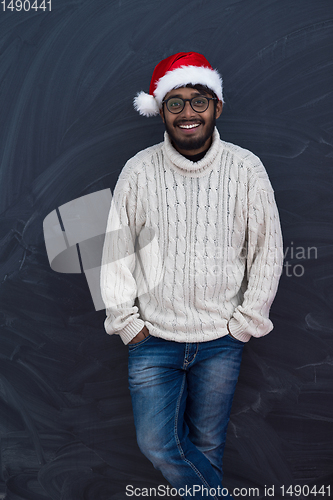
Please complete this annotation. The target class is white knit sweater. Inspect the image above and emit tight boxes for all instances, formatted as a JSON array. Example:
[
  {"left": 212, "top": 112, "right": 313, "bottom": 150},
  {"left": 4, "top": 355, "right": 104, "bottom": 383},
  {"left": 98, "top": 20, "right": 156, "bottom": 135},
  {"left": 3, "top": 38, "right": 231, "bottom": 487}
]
[{"left": 101, "top": 128, "right": 283, "bottom": 345}]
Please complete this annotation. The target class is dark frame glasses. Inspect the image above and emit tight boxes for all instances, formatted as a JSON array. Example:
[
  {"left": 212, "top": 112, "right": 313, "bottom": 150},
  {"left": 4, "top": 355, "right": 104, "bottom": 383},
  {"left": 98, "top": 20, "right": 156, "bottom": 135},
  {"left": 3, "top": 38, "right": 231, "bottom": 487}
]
[{"left": 162, "top": 95, "right": 217, "bottom": 114}]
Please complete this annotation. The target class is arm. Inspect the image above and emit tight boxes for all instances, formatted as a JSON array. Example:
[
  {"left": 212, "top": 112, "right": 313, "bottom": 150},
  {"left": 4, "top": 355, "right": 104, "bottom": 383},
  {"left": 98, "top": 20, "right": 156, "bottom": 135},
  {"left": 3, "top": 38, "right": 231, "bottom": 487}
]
[
  {"left": 100, "top": 167, "right": 146, "bottom": 345},
  {"left": 227, "top": 172, "right": 283, "bottom": 343}
]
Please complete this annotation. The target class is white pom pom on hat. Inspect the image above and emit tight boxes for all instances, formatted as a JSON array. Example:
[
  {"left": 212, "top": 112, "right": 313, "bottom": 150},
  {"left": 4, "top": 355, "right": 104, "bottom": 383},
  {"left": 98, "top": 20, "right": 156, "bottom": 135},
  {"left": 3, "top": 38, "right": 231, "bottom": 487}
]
[
  {"left": 133, "top": 91, "right": 160, "bottom": 117},
  {"left": 133, "top": 52, "right": 224, "bottom": 117}
]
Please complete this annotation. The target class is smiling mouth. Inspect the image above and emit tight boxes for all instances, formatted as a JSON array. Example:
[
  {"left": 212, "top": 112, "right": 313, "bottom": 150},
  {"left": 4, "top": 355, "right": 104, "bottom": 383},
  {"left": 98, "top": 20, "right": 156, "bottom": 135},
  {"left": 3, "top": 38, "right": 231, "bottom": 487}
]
[{"left": 178, "top": 123, "right": 201, "bottom": 129}]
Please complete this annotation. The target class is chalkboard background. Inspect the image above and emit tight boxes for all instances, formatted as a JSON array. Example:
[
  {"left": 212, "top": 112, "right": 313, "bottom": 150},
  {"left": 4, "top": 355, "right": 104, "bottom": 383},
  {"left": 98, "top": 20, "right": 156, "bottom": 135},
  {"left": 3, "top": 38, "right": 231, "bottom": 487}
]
[{"left": 0, "top": 1, "right": 332, "bottom": 499}]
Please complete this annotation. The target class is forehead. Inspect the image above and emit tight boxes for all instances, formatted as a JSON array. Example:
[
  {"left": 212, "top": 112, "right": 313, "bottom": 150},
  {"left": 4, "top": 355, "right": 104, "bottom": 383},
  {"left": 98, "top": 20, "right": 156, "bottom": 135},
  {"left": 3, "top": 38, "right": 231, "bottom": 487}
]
[{"left": 164, "top": 87, "right": 202, "bottom": 100}]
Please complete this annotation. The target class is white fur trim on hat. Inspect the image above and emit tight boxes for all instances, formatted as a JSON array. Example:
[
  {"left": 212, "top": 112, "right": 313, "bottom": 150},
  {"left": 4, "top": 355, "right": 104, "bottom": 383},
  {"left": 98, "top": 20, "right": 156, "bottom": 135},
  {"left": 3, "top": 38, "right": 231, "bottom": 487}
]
[
  {"left": 154, "top": 65, "right": 224, "bottom": 106},
  {"left": 133, "top": 91, "right": 160, "bottom": 117}
]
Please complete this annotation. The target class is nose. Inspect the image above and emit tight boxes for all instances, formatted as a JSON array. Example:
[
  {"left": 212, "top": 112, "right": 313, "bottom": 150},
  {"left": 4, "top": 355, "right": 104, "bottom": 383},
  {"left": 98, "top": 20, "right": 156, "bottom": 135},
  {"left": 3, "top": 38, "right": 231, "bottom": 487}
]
[{"left": 181, "top": 100, "right": 196, "bottom": 117}]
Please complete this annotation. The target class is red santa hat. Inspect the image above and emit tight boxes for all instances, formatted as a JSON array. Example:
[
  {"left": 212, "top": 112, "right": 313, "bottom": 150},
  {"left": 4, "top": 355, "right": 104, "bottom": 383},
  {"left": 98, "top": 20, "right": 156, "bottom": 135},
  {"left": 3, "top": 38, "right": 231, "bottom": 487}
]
[{"left": 134, "top": 52, "right": 224, "bottom": 117}]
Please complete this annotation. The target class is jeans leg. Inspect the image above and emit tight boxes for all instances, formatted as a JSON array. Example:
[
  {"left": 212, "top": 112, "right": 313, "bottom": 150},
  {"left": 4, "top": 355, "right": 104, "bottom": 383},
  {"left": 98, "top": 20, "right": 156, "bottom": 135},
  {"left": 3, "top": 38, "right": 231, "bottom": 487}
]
[
  {"left": 128, "top": 335, "right": 243, "bottom": 499},
  {"left": 185, "top": 335, "right": 244, "bottom": 483}
]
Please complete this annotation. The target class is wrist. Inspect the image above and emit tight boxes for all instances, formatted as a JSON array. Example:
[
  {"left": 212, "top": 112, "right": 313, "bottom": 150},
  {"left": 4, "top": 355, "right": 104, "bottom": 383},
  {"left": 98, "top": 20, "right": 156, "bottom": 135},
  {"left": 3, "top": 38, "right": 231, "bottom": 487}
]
[{"left": 128, "top": 326, "right": 149, "bottom": 344}]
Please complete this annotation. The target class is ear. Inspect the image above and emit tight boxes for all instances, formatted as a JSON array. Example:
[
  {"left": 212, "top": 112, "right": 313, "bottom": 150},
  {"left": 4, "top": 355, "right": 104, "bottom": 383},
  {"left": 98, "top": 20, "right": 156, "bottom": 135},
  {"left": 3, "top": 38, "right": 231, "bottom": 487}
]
[
  {"left": 159, "top": 107, "right": 165, "bottom": 123},
  {"left": 215, "top": 100, "right": 223, "bottom": 119}
]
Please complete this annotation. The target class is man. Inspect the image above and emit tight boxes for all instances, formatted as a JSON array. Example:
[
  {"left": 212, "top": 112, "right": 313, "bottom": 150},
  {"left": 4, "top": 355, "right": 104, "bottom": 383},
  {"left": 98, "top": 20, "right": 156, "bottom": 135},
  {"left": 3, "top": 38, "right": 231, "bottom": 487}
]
[{"left": 101, "top": 52, "right": 283, "bottom": 499}]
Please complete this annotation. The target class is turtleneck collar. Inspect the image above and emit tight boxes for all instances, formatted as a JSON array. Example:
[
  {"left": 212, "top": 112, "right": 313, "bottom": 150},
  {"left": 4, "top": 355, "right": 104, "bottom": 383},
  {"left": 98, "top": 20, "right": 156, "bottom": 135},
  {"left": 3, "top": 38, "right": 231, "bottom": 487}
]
[{"left": 162, "top": 127, "right": 221, "bottom": 177}]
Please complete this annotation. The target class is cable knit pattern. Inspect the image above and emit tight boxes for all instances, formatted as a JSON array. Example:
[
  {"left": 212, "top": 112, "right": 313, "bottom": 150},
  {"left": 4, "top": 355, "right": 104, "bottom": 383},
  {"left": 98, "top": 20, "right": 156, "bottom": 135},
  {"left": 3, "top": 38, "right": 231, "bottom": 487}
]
[{"left": 100, "top": 128, "right": 283, "bottom": 344}]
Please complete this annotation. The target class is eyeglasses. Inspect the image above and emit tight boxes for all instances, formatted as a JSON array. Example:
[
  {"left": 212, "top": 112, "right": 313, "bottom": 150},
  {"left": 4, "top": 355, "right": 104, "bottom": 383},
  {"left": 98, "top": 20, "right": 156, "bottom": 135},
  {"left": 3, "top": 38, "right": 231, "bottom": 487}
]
[{"left": 162, "top": 95, "right": 217, "bottom": 114}]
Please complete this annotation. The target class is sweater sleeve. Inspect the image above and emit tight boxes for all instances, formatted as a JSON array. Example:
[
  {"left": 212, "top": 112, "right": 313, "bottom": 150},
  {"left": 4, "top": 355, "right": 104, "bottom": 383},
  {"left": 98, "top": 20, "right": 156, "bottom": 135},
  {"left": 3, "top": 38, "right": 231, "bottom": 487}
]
[
  {"left": 227, "top": 167, "right": 283, "bottom": 343},
  {"left": 100, "top": 165, "right": 146, "bottom": 345}
]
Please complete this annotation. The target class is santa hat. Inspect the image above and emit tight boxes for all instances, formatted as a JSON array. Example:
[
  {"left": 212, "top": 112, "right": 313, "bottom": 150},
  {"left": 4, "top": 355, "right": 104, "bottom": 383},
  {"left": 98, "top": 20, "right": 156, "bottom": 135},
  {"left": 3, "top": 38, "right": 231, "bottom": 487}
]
[{"left": 134, "top": 52, "right": 223, "bottom": 117}]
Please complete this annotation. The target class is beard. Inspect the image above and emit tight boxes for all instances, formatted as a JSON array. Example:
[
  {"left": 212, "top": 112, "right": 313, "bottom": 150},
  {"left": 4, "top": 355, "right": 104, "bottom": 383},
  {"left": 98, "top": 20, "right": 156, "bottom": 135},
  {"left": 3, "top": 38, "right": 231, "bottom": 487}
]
[{"left": 164, "top": 114, "right": 216, "bottom": 152}]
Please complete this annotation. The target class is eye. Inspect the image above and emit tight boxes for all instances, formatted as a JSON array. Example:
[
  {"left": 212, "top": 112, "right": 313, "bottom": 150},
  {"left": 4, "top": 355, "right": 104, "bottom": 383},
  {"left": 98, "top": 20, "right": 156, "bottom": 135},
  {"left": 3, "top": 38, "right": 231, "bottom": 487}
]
[
  {"left": 168, "top": 98, "right": 183, "bottom": 109},
  {"left": 192, "top": 97, "right": 208, "bottom": 108}
]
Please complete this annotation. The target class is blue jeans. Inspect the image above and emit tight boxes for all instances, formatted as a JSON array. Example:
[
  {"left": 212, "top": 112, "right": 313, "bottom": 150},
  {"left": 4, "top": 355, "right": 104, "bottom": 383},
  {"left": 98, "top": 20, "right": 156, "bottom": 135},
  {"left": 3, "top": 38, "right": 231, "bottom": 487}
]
[{"left": 128, "top": 334, "right": 244, "bottom": 499}]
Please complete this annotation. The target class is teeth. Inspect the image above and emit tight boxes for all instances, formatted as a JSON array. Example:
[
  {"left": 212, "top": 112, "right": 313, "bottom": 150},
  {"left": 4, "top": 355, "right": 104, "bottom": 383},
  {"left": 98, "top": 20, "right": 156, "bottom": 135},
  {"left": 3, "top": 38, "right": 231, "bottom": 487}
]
[{"left": 179, "top": 123, "right": 200, "bottom": 129}]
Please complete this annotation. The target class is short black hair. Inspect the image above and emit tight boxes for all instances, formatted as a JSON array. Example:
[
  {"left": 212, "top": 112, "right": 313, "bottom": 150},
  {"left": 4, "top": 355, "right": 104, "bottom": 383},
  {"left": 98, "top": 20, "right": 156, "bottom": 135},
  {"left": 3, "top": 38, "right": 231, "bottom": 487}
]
[{"left": 185, "top": 83, "right": 217, "bottom": 100}]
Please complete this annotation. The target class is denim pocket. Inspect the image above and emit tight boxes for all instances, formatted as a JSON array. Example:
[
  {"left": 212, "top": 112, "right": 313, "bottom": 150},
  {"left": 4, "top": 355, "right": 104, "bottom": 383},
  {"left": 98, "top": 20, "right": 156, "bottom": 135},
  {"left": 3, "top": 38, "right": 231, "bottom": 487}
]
[
  {"left": 226, "top": 333, "right": 246, "bottom": 345},
  {"left": 128, "top": 334, "right": 152, "bottom": 351}
]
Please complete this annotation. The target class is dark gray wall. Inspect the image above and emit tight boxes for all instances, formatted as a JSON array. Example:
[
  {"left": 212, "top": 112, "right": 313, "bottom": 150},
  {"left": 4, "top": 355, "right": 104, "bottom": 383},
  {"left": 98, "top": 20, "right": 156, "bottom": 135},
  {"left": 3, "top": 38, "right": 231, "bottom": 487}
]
[{"left": 0, "top": 0, "right": 332, "bottom": 498}]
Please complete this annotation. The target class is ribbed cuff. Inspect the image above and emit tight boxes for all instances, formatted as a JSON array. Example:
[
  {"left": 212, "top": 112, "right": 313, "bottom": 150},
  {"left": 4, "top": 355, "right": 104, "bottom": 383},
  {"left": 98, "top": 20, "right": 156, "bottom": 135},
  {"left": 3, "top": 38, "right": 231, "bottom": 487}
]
[
  {"left": 119, "top": 319, "right": 145, "bottom": 345},
  {"left": 227, "top": 318, "right": 252, "bottom": 343}
]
